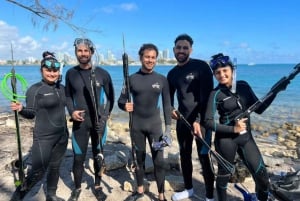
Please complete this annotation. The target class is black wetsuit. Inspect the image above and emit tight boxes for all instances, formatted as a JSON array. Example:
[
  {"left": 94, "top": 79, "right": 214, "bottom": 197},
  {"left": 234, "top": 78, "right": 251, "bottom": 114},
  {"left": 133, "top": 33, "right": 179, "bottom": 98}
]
[
  {"left": 118, "top": 70, "right": 172, "bottom": 194},
  {"left": 65, "top": 65, "right": 114, "bottom": 188},
  {"left": 18, "top": 80, "right": 68, "bottom": 197},
  {"left": 167, "top": 58, "right": 215, "bottom": 198},
  {"left": 204, "top": 80, "right": 276, "bottom": 201}
]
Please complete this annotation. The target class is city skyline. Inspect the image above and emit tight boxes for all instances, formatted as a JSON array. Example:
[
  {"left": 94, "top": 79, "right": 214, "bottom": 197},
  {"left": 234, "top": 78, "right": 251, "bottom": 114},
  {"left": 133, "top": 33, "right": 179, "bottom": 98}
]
[{"left": 0, "top": 48, "right": 174, "bottom": 66}]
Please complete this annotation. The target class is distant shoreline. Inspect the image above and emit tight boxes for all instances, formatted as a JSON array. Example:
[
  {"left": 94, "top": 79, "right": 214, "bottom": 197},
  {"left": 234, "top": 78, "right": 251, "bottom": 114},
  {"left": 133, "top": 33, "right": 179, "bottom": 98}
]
[
  {"left": 0, "top": 63, "right": 175, "bottom": 67},
  {"left": 0, "top": 63, "right": 298, "bottom": 67}
]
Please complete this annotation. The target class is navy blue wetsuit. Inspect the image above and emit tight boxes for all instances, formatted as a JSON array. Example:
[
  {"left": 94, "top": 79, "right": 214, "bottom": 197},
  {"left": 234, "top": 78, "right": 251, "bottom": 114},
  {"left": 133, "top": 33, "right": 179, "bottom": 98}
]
[
  {"left": 19, "top": 81, "right": 68, "bottom": 197},
  {"left": 65, "top": 65, "right": 114, "bottom": 188},
  {"left": 204, "top": 80, "right": 276, "bottom": 201},
  {"left": 167, "top": 58, "right": 215, "bottom": 198},
  {"left": 118, "top": 70, "right": 172, "bottom": 194}
]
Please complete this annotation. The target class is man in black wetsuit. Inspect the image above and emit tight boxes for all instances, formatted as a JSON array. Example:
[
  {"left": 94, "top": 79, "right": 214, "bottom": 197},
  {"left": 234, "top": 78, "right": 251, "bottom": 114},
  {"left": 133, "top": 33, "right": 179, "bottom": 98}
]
[
  {"left": 118, "top": 43, "right": 172, "bottom": 201},
  {"left": 167, "top": 34, "right": 215, "bottom": 201},
  {"left": 65, "top": 38, "right": 114, "bottom": 201},
  {"left": 10, "top": 51, "right": 68, "bottom": 201}
]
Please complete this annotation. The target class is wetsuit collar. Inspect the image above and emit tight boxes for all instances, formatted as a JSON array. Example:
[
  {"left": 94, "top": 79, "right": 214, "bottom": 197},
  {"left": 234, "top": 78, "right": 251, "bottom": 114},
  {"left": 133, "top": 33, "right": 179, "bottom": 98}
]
[
  {"left": 139, "top": 68, "right": 153, "bottom": 75},
  {"left": 218, "top": 83, "right": 232, "bottom": 90},
  {"left": 177, "top": 58, "right": 191, "bottom": 67},
  {"left": 76, "top": 65, "right": 92, "bottom": 71},
  {"left": 41, "top": 79, "right": 56, "bottom": 86}
]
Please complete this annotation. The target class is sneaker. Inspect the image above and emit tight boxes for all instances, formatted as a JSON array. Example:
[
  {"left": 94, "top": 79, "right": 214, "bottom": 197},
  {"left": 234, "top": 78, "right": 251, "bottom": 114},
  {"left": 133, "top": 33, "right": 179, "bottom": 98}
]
[
  {"left": 128, "top": 191, "right": 144, "bottom": 201},
  {"left": 206, "top": 198, "right": 214, "bottom": 201},
  {"left": 46, "top": 195, "right": 65, "bottom": 201},
  {"left": 67, "top": 189, "right": 81, "bottom": 201},
  {"left": 171, "top": 188, "right": 194, "bottom": 201}
]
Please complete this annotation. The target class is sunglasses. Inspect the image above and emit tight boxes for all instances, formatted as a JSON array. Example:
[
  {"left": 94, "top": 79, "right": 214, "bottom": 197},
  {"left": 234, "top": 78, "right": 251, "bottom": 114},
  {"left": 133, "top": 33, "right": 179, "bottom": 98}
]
[
  {"left": 44, "top": 60, "right": 60, "bottom": 69},
  {"left": 209, "top": 56, "right": 232, "bottom": 70},
  {"left": 74, "top": 38, "right": 94, "bottom": 48}
]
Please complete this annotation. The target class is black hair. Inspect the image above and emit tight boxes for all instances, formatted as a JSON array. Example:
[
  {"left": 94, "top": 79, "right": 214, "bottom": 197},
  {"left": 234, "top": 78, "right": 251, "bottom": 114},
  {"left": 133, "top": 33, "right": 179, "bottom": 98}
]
[
  {"left": 211, "top": 53, "right": 225, "bottom": 61},
  {"left": 40, "top": 51, "right": 57, "bottom": 67},
  {"left": 138, "top": 43, "right": 159, "bottom": 57},
  {"left": 174, "top": 34, "right": 194, "bottom": 46},
  {"left": 210, "top": 53, "right": 234, "bottom": 71}
]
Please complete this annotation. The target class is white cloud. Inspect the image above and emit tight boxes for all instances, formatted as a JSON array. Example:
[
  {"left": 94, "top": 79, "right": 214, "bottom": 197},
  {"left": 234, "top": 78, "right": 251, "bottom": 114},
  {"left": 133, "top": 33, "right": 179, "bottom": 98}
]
[
  {"left": 41, "top": 37, "right": 49, "bottom": 42},
  {"left": 221, "top": 40, "right": 231, "bottom": 47},
  {"left": 120, "top": 3, "right": 138, "bottom": 11},
  {"left": 0, "top": 20, "right": 40, "bottom": 59},
  {"left": 101, "top": 7, "right": 114, "bottom": 14},
  {"left": 51, "top": 41, "right": 69, "bottom": 51},
  {"left": 101, "top": 3, "right": 138, "bottom": 13},
  {"left": 0, "top": 20, "right": 19, "bottom": 52},
  {"left": 18, "top": 36, "right": 40, "bottom": 50},
  {"left": 239, "top": 42, "right": 249, "bottom": 49}
]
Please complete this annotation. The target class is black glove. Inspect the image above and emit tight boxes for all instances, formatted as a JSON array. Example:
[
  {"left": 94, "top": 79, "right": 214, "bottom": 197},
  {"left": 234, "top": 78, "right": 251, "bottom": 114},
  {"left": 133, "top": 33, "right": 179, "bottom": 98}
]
[
  {"left": 95, "top": 115, "right": 108, "bottom": 134},
  {"left": 271, "top": 78, "right": 290, "bottom": 94}
]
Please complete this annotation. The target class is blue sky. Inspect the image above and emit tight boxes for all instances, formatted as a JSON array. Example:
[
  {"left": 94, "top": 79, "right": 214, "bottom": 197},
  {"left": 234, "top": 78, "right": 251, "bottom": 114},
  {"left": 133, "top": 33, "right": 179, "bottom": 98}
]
[{"left": 0, "top": 0, "right": 299, "bottom": 64}]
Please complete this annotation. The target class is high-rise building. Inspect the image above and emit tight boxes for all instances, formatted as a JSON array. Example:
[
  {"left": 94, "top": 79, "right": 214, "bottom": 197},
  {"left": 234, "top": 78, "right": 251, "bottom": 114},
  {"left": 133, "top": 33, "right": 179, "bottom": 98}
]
[
  {"left": 163, "top": 49, "right": 169, "bottom": 60},
  {"left": 107, "top": 50, "right": 115, "bottom": 62}
]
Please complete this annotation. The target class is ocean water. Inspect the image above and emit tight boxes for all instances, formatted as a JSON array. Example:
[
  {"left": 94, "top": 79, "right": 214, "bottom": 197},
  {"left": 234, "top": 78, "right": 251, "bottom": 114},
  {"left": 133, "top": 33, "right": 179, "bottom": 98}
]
[{"left": 0, "top": 64, "right": 300, "bottom": 125}]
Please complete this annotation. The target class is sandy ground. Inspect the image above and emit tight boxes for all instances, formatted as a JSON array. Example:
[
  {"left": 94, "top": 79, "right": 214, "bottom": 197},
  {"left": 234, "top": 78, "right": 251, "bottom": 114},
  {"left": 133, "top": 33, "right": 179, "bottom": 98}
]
[{"left": 0, "top": 116, "right": 298, "bottom": 201}]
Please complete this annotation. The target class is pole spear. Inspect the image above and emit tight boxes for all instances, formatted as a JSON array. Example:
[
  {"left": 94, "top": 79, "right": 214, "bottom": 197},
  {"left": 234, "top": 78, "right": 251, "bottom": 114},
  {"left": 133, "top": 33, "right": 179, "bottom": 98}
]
[
  {"left": 10, "top": 43, "right": 25, "bottom": 187},
  {"left": 122, "top": 34, "right": 137, "bottom": 171}
]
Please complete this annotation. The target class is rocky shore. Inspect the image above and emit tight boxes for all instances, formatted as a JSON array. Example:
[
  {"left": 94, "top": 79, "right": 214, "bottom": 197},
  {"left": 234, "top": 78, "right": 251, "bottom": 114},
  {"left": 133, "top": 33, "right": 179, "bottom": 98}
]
[{"left": 0, "top": 113, "right": 299, "bottom": 201}]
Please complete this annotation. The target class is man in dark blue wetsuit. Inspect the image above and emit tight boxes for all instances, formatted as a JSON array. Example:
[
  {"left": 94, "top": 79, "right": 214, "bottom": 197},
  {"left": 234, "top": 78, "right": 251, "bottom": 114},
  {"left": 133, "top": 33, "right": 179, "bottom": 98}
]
[
  {"left": 118, "top": 43, "right": 172, "bottom": 201},
  {"left": 10, "top": 51, "right": 68, "bottom": 201},
  {"left": 65, "top": 38, "right": 114, "bottom": 201},
  {"left": 167, "top": 34, "right": 215, "bottom": 201}
]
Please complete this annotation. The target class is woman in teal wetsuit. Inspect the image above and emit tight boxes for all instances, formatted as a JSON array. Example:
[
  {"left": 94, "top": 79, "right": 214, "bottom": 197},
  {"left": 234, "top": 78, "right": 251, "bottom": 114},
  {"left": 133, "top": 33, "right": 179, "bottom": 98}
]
[{"left": 204, "top": 53, "right": 289, "bottom": 201}]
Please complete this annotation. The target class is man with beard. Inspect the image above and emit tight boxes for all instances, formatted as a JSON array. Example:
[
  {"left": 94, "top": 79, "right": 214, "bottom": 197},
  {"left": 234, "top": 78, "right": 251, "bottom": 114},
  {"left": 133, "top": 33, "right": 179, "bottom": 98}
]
[
  {"left": 65, "top": 38, "right": 114, "bottom": 201},
  {"left": 167, "top": 34, "right": 215, "bottom": 201}
]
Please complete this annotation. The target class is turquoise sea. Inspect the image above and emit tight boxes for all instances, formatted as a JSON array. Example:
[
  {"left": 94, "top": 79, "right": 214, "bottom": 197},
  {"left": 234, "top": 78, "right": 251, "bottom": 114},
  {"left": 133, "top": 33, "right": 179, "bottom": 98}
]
[{"left": 0, "top": 64, "right": 300, "bottom": 126}]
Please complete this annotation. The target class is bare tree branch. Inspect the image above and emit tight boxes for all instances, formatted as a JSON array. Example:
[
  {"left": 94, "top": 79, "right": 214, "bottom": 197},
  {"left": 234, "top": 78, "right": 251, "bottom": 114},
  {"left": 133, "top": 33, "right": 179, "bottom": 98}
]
[{"left": 6, "top": 0, "right": 101, "bottom": 35}]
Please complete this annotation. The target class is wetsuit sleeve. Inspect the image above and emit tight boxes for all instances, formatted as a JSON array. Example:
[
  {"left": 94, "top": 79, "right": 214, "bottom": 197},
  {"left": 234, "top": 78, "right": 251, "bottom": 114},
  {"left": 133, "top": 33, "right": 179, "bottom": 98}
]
[
  {"left": 19, "top": 85, "right": 37, "bottom": 119},
  {"left": 254, "top": 89, "right": 276, "bottom": 114},
  {"left": 204, "top": 91, "right": 234, "bottom": 133},
  {"left": 240, "top": 80, "right": 276, "bottom": 115},
  {"left": 102, "top": 71, "right": 115, "bottom": 116},
  {"left": 196, "top": 62, "right": 213, "bottom": 123},
  {"left": 117, "top": 82, "right": 129, "bottom": 111},
  {"left": 167, "top": 71, "right": 176, "bottom": 108},
  {"left": 161, "top": 77, "right": 172, "bottom": 126},
  {"left": 65, "top": 70, "right": 75, "bottom": 116}
]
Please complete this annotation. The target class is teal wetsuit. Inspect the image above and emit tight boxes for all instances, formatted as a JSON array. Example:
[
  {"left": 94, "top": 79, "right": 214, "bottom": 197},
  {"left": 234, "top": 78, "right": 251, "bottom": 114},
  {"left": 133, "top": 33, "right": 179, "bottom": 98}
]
[
  {"left": 204, "top": 80, "right": 276, "bottom": 201},
  {"left": 65, "top": 65, "right": 114, "bottom": 188}
]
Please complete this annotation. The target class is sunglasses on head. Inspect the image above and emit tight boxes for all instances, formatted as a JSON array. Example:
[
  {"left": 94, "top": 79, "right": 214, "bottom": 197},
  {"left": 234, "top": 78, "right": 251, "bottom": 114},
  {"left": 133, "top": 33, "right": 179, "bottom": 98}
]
[
  {"left": 209, "top": 56, "right": 232, "bottom": 70},
  {"left": 74, "top": 38, "right": 94, "bottom": 48},
  {"left": 43, "top": 60, "right": 60, "bottom": 69}
]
